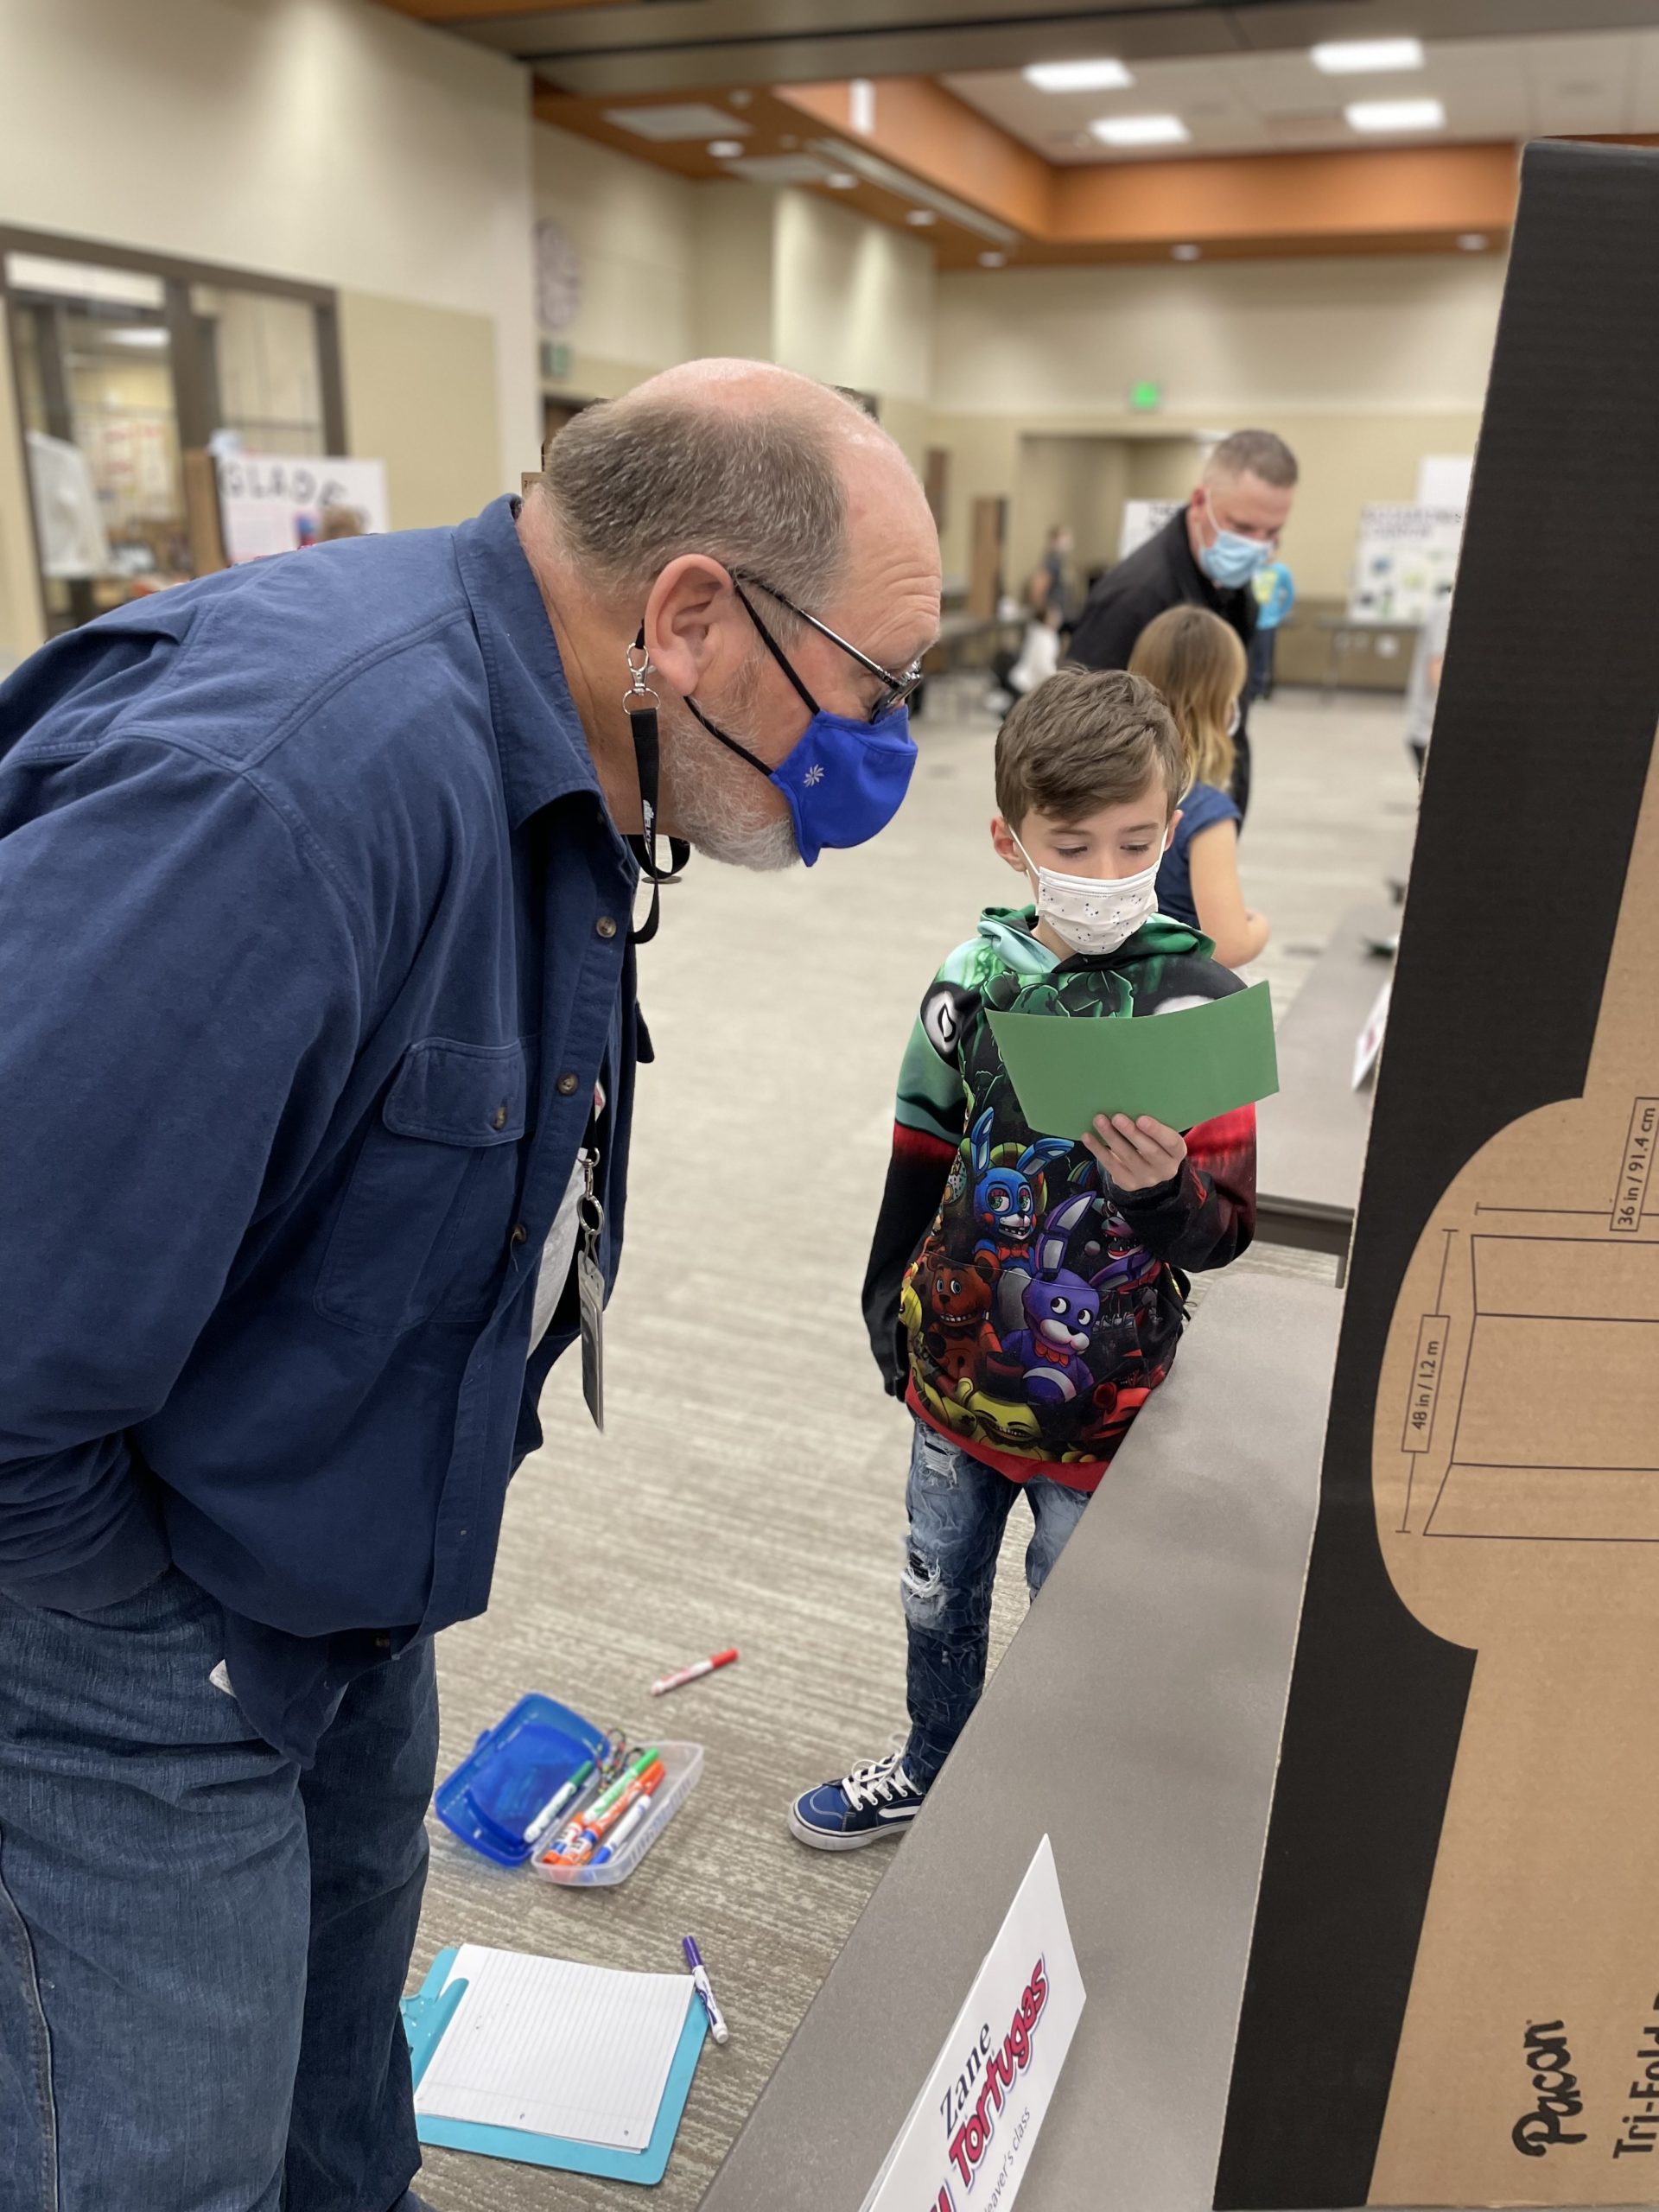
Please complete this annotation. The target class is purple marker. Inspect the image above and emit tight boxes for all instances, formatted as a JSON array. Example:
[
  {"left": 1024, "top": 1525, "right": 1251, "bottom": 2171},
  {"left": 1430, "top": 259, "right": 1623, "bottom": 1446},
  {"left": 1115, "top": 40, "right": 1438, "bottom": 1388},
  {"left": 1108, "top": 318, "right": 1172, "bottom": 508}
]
[{"left": 682, "top": 1935, "right": 729, "bottom": 2045}]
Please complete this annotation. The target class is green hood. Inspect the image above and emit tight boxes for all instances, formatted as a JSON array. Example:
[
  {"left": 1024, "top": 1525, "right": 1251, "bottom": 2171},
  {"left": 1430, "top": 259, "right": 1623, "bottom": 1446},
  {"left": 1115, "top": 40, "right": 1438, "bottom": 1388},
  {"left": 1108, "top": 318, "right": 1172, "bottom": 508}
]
[{"left": 975, "top": 903, "right": 1212, "bottom": 971}]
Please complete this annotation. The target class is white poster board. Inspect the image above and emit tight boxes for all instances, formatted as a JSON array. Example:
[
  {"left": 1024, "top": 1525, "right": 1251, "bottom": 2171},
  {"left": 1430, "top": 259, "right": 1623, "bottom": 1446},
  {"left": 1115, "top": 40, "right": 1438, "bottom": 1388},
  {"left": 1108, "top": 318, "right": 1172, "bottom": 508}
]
[
  {"left": 1349, "top": 503, "right": 1464, "bottom": 624},
  {"left": 1415, "top": 454, "right": 1473, "bottom": 508},
  {"left": 860, "top": 1834, "right": 1085, "bottom": 2212},
  {"left": 1118, "top": 498, "right": 1181, "bottom": 562},
  {"left": 215, "top": 453, "right": 389, "bottom": 563}
]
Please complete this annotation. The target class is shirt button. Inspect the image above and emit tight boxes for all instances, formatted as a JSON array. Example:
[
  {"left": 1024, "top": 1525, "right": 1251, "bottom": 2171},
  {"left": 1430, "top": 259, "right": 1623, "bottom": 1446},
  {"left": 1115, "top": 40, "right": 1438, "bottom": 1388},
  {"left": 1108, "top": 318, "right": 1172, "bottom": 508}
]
[
  {"left": 556, "top": 1071, "right": 579, "bottom": 1096},
  {"left": 492, "top": 1104, "right": 508, "bottom": 1130},
  {"left": 595, "top": 915, "right": 618, "bottom": 940},
  {"left": 510, "top": 1224, "right": 528, "bottom": 1248}
]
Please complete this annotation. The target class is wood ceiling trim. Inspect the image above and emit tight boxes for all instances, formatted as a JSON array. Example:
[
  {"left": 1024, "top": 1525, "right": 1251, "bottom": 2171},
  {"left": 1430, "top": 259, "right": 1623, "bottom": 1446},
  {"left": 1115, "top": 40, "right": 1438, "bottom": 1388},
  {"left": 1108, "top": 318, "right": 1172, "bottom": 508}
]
[
  {"left": 774, "top": 79, "right": 1053, "bottom": 233},
  {"left": 1051, "top": 143, "right": 1522, "bottom": 246},
  {"left": 535, "top": 67, "right": 1532, "bottom": 266}
]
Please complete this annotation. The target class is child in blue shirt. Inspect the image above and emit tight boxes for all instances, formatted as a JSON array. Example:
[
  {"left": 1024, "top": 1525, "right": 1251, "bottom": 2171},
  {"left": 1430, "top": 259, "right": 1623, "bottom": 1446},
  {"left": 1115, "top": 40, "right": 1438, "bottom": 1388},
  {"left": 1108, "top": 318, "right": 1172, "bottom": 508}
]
[{"left": 1130, "top": 605, "right": 1270, "bottom": 971}]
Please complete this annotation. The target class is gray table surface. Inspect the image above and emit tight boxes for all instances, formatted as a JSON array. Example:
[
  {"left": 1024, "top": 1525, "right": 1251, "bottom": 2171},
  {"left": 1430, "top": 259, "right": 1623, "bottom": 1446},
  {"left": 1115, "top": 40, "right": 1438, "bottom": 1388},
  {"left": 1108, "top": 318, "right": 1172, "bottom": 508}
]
[
  {"left": 702, "top": 1269, "right": 1340, "bottom": 2212},
  {"left": 1256, "top": 903, "right": 1395, "bottom": 1237}
]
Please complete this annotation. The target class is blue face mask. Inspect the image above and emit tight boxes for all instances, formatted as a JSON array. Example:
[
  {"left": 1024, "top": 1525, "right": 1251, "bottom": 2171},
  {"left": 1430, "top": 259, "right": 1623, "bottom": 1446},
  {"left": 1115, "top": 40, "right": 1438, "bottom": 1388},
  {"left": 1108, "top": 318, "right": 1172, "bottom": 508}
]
[
  {"left": 685, "top": 579, "right": 919, "bottom": 866},
  {"left": 1198, "top": 511, "right": 1273, "bottom": 590}
]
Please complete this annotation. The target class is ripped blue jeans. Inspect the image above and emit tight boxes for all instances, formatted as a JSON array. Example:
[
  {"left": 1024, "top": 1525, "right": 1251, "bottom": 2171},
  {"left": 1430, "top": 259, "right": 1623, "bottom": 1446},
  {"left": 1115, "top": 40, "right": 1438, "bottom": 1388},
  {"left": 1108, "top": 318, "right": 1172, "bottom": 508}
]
[{"left": 900, "top": 1418, "right": 1091, "bottom": 1789}]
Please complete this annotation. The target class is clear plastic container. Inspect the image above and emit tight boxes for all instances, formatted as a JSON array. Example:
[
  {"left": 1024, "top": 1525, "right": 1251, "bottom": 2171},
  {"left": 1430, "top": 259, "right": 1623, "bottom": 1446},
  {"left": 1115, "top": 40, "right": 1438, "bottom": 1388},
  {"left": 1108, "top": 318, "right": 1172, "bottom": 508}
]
[{"left": 531, "top": 1740, "right": 703, "bottom": 1888}]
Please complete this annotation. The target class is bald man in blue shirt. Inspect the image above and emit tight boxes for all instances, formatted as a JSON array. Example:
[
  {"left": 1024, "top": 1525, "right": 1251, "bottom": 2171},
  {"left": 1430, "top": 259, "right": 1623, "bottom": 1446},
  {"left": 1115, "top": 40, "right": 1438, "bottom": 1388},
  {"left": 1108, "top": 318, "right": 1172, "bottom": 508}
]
[{"left": 0, "top": 361, "right": 939, "bottom": 2212}]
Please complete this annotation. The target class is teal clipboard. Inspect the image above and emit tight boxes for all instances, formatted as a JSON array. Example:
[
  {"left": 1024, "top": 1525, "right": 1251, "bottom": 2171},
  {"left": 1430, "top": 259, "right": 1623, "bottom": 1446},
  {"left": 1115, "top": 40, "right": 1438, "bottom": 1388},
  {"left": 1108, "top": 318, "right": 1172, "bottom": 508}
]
[{"left": 401, "top": 1948, "right": 707, "bottom": 2186}]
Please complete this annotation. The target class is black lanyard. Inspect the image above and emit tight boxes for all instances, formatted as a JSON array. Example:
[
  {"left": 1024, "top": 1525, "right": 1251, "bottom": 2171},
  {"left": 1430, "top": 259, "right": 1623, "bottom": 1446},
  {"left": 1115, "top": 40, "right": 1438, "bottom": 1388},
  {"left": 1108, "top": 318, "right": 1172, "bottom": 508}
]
[{"left": 622, "top": 632, "right": 689, "bottom": 944}]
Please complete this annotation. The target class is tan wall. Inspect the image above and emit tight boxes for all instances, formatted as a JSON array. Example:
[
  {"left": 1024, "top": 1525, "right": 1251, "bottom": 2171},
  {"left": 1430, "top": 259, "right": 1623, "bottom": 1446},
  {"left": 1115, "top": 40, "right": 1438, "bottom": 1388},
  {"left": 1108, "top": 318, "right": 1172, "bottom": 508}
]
[
  {"left": 532, "top": 121, "right": 694, "bottom": 396},
  {"left": 531, "top": 143, "right": 937, "bottom": 477},
  {"left": 937, "top": 405, "right": 1481, "bottom": 601},
  {"left": 337, "top": 292, "right": 503, "bottom": 529},
  {"left": 0, "top": 0, "right": 537, "bottom": 487},
  {"left": 880, "top": 397, "right": 931, "bottom": 478},
  {"left": 928, "top": 253, "right": 1502, "bottom": 599},
  {"left": 690, "top": 183, "right": 777, "bottom": 365},
  {"left": 932, "top": 254, "right": 1506, "bottom": 418},
  {"left": 1010, "top": 436, "right": 1131, "bottom": 594},
  {"left": 772, "top": 189, "right": 934, "bottom": 410}
]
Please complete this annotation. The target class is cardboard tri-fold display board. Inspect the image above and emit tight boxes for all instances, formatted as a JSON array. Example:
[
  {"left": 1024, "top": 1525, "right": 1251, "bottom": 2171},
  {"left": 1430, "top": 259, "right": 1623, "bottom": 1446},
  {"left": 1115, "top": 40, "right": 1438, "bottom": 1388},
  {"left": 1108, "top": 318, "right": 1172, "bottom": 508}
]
[{"left": 1213, "top": 141, "right": 1659, "bottom": 2208}]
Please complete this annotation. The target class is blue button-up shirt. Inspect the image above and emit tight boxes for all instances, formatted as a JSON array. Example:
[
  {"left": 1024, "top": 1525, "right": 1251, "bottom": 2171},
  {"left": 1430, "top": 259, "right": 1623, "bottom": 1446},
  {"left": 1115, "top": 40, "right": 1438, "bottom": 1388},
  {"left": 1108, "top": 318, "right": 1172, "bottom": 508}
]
[{"left": 0, "top": 498, "right": 641, "bottom": 1759}]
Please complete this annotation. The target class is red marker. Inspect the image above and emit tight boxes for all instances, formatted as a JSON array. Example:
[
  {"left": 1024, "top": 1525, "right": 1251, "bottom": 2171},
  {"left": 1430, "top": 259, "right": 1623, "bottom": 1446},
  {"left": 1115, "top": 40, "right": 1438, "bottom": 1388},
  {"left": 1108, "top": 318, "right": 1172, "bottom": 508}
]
[{"left": 650, "top": 1647, "right": 739, "bottom": 1697}]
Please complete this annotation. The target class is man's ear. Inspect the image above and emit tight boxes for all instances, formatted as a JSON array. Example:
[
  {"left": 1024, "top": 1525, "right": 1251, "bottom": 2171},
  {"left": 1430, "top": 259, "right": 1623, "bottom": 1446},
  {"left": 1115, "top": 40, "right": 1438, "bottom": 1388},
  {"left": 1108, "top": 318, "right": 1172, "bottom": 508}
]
[{"left": 642, "top": 556, "right": 741, "bottom": 700}]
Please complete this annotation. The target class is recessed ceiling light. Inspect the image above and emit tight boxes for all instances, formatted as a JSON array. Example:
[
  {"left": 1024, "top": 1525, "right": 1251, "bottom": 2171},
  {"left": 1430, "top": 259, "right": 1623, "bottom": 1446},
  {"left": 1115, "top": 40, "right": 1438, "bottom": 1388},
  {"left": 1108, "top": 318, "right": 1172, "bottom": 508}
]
[
  {"left": 1024, "top": 59, "right": 1133, "bottom": 93},
  {"left": 603, "top": 104, "right": 753, "bottom": 143},
  {"left": 1090, "top": 113, "right": 1190, "bottom": 148},
  {"left": 1345, "top": 98, "right": 1446, "bottom": 133},
  {"left": 1171, "top": 242, "right": 1202, "bottom": 261},
  {"left": 1312, "top": 38, "right": 1426, "bottom": 74},
  {"left": 707, "top": 139, "right": 747, "bottom": 159},
  {"left": 825, "top": 171, "right": 857, "bottom": 189},
  {"left": 105, "top": 325, "right": 169, "bottom": 348},
  {"left": 849, "top": 78, "right": 875, "bottom": 135},
  {"left": 978, "top": 251, "right": 1007, "bottom": 268},
  {"left": 906, "top": 208, "right": 938, "bottom": 226},
  {"left": 1457, "top": 232, "right": 1489, "bottom": 251}
]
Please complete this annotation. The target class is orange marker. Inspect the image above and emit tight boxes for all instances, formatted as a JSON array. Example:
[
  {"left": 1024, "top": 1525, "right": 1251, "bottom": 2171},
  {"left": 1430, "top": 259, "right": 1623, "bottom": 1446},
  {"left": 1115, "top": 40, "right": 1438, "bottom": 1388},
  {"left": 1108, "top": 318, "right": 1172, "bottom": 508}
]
[{"left": 541, "top": 1760, "right": 665, "bottom": 1867}]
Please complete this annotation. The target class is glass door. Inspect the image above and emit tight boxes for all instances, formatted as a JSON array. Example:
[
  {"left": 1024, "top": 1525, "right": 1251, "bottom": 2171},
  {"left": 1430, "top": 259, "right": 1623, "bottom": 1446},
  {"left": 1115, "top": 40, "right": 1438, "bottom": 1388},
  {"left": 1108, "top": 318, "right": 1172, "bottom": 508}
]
[
  {"left": 4, "top": 237, "right": 343, "bottom": 637},
  {"left": 10, "top": 255, "right": 187, "bottom": 633}
]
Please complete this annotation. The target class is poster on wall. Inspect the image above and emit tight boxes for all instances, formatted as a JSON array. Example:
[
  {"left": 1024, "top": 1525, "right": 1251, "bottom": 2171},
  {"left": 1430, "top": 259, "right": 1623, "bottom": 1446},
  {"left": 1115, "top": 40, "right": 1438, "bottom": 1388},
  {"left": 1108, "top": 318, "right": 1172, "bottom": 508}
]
[
  {"left": 215, "top": 453, "right": 389, "bottom": 563},
  {"left": 1118, "top": 499, "right": 1181, "bottom": 562},
  {"left": 1348, "top": 504, "right": 1464, "bottom": 624},
  {"left": 1416, "top": 454, "right": 1474, "bottom": 508}
]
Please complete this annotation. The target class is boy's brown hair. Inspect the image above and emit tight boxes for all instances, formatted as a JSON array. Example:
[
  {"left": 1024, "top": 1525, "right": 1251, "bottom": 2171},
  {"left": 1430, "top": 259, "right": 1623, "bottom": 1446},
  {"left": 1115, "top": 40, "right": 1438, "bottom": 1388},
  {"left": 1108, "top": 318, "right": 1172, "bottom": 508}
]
[{"left": 994, "top": 667, "right": 1187, "bottom": 830}]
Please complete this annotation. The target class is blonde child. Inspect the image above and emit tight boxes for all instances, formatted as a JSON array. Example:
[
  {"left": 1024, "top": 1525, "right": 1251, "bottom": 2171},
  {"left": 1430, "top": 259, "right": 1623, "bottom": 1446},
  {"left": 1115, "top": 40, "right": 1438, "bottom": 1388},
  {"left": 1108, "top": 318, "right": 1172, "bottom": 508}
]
[{"left": 1128, "top": 605, "right": 1270, "bottom": 970}]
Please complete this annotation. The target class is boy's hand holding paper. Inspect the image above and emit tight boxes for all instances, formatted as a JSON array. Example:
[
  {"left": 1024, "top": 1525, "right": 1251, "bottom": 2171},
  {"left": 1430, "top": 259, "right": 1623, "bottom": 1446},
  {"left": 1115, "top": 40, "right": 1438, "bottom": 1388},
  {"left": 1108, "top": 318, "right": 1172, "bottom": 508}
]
[
  {"left": 987, "top": 979, "right": 1278, "bottom": 1141},
  {"left": 1084, "top": 1111, "right": 1189, "bottom": 1191}
]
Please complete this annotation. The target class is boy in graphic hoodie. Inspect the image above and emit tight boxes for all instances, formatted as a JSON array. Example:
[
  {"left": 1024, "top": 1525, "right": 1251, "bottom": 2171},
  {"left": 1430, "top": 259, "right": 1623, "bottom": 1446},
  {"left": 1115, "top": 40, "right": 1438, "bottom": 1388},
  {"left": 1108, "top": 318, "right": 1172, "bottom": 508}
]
[{"left": 790, "top": 669, "right": 1255, "bottom": 1847}]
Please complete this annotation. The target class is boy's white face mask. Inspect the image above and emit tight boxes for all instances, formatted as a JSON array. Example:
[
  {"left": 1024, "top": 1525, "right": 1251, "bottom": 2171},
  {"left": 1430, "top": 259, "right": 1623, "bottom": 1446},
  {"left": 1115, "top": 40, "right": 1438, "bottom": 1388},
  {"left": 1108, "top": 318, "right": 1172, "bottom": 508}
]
[{"left": 1010, "top": 832, "right": 1160, "bottom": 957}]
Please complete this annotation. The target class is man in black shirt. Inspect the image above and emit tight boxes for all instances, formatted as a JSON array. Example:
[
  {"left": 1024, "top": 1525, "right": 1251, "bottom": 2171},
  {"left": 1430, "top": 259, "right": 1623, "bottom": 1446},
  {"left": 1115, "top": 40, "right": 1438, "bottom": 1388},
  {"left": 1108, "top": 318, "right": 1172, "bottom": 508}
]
[{"left": 1069, "top": 429, "right": 1299, "bottom": 822}]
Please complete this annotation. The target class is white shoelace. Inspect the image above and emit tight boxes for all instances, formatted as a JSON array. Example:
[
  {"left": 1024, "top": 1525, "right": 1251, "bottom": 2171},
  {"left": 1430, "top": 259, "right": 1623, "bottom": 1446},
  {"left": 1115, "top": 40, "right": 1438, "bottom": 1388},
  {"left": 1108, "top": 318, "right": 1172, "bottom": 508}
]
[{"left": 841, "top": 1755, "right": 914, "bottom": 1813}]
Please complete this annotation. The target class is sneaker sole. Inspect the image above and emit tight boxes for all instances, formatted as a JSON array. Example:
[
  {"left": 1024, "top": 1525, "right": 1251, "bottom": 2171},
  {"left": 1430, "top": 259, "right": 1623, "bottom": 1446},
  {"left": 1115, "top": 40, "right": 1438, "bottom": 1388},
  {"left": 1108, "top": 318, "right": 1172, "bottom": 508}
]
[{"left": 787, "top": 1803, "right": 917, "bottom": 1852}]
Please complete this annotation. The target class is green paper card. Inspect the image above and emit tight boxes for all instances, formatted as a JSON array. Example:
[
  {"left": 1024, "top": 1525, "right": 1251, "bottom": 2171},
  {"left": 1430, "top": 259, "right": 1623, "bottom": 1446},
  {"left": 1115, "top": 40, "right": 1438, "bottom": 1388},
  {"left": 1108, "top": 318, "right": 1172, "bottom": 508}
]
[{"left": 987, "top": 981, "right": 1279, "bottom": 1140}]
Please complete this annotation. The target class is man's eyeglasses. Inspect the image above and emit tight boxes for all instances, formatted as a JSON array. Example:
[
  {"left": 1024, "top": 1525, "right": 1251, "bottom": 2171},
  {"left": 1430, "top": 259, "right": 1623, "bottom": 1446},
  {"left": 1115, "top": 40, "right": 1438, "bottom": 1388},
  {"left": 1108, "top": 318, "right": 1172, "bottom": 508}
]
[{"left": 730, "top": 569, "right": 925, "bottom": 723}]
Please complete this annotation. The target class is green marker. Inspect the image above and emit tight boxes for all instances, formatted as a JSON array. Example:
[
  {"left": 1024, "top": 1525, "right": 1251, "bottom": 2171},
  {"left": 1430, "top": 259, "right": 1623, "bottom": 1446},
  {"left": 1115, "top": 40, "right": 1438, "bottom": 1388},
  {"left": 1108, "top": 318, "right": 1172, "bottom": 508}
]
[
  {"left": 589, "top": 1745, "right": 660, "bottom": 1822},
  {"left": 523, "top": 1758, "right": 594, "bottom": 1846}
]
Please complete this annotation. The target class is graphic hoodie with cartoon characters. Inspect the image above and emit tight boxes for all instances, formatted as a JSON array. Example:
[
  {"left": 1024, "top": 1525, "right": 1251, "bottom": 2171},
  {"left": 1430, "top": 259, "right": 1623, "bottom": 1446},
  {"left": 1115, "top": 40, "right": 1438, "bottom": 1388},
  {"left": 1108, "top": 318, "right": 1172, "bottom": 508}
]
[{"left": 861, "top": 904, "right": 1256, "bottom": 1490}]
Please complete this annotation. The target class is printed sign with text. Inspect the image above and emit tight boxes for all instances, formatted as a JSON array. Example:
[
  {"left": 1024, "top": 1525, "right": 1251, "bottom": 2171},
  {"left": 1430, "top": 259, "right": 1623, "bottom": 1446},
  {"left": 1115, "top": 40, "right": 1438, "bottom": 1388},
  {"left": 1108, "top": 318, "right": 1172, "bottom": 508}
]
[{"left": 861, "top": 1834, "right": 1084, "bottom": 2212}]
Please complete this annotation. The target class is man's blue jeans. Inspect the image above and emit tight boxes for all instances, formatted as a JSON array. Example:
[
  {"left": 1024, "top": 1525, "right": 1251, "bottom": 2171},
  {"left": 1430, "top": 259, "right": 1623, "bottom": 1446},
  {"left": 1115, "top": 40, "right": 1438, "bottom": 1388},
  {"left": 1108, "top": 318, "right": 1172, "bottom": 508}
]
[
  {"left": 0, "top": 1567, "right": 437, "bottom": 2212},
  {"left": 900, "top": 1420, "right": 1091, "bottom": 1788}
]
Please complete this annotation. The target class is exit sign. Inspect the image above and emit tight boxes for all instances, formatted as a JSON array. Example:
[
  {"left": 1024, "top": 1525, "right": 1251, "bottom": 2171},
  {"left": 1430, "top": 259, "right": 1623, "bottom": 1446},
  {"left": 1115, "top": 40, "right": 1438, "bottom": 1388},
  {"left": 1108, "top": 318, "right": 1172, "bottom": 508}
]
[{"left": 1130, "top": 380, "right": 1163, "bottom": 411}]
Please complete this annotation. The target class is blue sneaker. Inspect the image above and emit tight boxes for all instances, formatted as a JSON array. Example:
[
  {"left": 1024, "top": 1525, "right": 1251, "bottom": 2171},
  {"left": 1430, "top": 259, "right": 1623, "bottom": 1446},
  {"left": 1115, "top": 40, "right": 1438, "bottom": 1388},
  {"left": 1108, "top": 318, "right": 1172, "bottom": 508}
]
[{"left": 789, "top": 1751, "right": 927, "bottom": 1850}]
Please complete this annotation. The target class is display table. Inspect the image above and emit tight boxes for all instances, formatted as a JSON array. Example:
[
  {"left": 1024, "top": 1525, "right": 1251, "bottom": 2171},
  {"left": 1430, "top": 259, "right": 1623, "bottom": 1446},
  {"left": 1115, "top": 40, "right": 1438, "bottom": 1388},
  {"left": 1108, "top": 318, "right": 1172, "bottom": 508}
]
[
  {"left": 1312, "top": 613, "right": 1419, "bottom": 696},
  {"left": 702, "top": 1269, "right": 1339, "bottom": 2212},
  {"left": 1255, "top": 905, "right": 1394, "bottom": 1280}
]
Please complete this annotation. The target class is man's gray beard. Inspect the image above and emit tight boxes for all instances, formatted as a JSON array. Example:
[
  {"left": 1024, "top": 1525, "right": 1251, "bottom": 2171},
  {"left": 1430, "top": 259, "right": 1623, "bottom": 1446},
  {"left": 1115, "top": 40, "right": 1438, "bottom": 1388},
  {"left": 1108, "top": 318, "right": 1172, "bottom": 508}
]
[{"left": 658, "top": 697, "right": 802, "bottom": 874}]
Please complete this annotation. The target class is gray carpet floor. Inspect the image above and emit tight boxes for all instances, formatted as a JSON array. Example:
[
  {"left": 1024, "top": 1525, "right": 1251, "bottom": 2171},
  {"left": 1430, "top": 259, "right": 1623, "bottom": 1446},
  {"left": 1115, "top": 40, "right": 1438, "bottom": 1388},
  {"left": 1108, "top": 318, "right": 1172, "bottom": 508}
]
[{"left": 407, "top": 683, "right": 1421, "bottom": 2210}]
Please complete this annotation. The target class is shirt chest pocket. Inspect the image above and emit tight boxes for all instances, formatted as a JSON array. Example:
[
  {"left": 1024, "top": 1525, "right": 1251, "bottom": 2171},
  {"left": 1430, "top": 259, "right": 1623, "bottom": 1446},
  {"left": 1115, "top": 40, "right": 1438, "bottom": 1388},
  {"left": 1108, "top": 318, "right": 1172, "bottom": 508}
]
[{"left": 315, "top": 1039, "right": 529, "bottom": 1335}]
